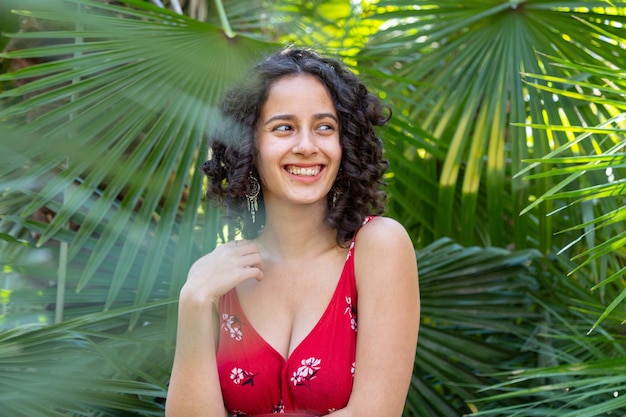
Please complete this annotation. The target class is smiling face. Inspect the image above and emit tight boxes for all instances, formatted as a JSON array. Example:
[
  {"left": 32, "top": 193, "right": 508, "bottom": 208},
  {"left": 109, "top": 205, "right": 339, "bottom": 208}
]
[{"left": 254, "top": 74, "right": 342, "bottom": 210}]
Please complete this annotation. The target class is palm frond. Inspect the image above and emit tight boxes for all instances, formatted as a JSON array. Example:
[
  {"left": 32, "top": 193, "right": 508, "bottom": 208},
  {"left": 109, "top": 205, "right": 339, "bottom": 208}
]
[
  {"left": 408, "top": 238, "right": 541, "bottom": 416},
  {"left": 0, "top": 301, "right": 171, "bottom": 416},
  {"left": 361, "top": 1, "right": 626, "bottom": 251},
  {"left": 0, "top": 0, "right": 277, "bottom": 329},
  {"left": 514, "top": 40, "right": 626, "bottom": 330}
]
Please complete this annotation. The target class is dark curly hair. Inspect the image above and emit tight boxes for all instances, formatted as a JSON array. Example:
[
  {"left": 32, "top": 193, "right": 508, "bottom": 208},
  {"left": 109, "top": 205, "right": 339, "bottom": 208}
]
[{"left": 201, "top": 47, "right": 390, "bottom": 246}]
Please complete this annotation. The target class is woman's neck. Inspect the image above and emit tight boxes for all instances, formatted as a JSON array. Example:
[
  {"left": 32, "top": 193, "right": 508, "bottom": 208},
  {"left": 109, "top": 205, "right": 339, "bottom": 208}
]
[{"left": 256, "top": 202, "right": 338, "bottom": 261}]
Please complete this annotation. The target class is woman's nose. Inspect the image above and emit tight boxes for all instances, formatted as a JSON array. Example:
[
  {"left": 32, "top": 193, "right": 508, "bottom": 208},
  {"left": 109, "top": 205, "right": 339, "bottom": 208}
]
[{"left": 292, "top": 130, "right": 318, "bottom": 155}]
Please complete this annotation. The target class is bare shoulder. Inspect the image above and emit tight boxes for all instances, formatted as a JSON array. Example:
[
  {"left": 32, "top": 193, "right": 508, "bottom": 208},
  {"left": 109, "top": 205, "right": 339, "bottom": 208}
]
[
  {"left": 355, "top": 216, "right": 414, "bottom": 256},
  {"left": 354, "top": 216, "right": 417, "bottom": 286}
]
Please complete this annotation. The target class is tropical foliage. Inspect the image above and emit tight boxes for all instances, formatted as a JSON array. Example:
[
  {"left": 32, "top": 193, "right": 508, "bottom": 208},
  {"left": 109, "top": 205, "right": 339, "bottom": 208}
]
[{"left": 0, "top": 0, "right": 624, "bottom": 416}]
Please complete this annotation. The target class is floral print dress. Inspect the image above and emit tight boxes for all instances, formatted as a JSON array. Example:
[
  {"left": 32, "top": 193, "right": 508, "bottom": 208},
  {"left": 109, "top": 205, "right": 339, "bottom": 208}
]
[{"left": 216, "top": 217, "right": 374, "bottom": 416}]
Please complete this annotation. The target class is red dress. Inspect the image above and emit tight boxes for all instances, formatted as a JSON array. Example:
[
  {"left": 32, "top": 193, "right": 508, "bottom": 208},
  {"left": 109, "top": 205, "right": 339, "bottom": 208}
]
[{"left": 216, "top": 218, "right": 372, "bottom": 416}]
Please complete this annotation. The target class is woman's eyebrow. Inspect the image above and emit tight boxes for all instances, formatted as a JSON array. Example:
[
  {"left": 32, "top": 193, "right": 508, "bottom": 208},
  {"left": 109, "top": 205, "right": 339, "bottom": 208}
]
[
  {"left": 263, "top": 114, "right": 295, "bottom": 126},
  {"left": 263, "top": 112, "right": 338, "bottom": 126},
  {"left": 313, "top": 113, "right": 339, "bottom": 122}
]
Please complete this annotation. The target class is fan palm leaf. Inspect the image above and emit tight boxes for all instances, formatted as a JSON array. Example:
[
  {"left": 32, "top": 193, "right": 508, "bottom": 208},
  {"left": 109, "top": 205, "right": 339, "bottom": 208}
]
[
  {"left": 359, "top": 1, "right": 626, "bottom": 251},
  {"left": 407, "top": 238, "right": 540, "bottom": 416},
  {"left": 0, "top": 300, "right": 171, "bottom": 416},
  {"left": 0, "top": 0, "right": 278, "bottom": 330}
]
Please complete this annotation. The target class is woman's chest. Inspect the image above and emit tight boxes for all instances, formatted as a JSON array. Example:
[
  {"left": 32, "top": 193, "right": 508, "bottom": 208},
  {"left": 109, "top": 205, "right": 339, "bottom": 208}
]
[{"left": 236, "top": 252, "right": 348, "bottom": 357}]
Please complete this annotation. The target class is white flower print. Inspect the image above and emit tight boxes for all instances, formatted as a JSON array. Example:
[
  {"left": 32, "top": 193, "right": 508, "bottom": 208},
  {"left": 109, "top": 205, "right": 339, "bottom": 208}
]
[
  {"left": 222, "top": 313, "right": 234, "bottom": 328},
  {"left": 298, "top": 357, "right": 321, "bottom": 377},
  {"left": 272, "top": 400, "right": 285, "bottom": 414},
  {"left": 343, "top": 297, "right": 352, "bottom": 316},
  {"left": 231, "top": 327, "right": 243, "bottom": 340},
  {"left": 351, "top": 362, "right": 355, "bottom": 377},
  {"left": 221, "top": 313, "right": 243, "bottom": 341},
  {"left": 290, "top": 357, "right": 321, "bottom": 386},
  {"left": 230, "top": 367, "right": 256, "bottom": 386},
  {"left": 230, "top": 367, "right": 244, "bottom": 384},
  {"left": 291, "top": 372, "right": 303, "bottom": 386},
  {"left": 344, "top": 297, "right": 357, "bottom": 331}
]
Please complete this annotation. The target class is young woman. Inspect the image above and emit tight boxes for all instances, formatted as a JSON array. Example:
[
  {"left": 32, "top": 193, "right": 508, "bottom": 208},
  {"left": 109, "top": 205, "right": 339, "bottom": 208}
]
[{"left": 165, "top": 47, "right": 420, "bottom": 417}]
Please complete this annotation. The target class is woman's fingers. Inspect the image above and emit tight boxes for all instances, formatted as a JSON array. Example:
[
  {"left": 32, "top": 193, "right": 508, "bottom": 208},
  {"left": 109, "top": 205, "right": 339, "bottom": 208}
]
[
  {"left": 240, "top": 264, "right": 264, "bottom": 282},
  {"left": 182, "top": 239, "right": 265, "bottom": 303},
  {"left": 228, "top": 240, "right": 263, "bottom": 267},
  {"left": 215, "top": 240, "right": 263, "bottom": 282}
]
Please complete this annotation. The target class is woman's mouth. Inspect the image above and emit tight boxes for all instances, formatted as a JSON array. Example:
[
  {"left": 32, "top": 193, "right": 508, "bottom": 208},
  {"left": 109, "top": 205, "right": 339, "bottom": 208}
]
[{"left": 285, "top": 165, "right": 322, "bottom": 177}]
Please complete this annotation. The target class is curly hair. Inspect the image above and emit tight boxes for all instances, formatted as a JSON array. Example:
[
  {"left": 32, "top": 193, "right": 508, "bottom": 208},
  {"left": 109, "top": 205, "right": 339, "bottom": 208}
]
[{"left": 201, "top": 47, "right": 390, "bottom": 246}]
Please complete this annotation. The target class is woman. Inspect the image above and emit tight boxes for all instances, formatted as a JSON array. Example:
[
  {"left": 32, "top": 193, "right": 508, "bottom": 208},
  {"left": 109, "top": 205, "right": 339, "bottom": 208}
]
[{"left": 166, "top": 47, "right": 420, "bottom": 417}]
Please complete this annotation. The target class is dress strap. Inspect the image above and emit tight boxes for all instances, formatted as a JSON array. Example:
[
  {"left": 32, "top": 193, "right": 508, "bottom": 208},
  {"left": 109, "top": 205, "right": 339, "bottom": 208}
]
[
  {"left": 362, "top": 215, "right": 376, "bottom": 226},
  {"left": 355, "top": 215, "right": 376, "bottom": 239},
  {"left": 346, "top": 215, "right": 376, "bottom": 258}
]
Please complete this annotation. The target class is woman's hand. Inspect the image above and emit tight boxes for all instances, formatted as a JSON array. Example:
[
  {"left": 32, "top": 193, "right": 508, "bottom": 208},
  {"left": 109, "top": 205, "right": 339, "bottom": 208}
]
[{"left": 181, "top": 239, "right": 264, "bottom": 306}]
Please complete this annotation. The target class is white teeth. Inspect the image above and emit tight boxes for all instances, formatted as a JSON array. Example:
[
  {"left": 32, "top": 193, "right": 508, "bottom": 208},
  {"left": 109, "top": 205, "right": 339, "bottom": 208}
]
[{"left": 287, "top": 166, "right": 321, "bottom": 176}]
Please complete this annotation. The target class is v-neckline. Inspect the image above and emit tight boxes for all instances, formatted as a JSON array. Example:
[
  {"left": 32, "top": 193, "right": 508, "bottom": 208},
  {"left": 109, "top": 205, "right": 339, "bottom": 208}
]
[{"left": 232, "top": 250, "right": 353, "bottom": 363}]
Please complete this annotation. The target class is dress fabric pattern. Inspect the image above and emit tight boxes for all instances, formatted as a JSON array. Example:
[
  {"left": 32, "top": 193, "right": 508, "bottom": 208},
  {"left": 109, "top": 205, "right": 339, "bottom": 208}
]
[{"left": 216, "top": 217, "right": 373, "bottom": 416}]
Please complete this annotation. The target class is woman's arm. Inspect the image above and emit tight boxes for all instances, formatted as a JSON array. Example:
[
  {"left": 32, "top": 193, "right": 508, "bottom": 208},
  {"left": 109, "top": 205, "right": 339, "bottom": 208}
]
[
  {"left": 165, "top": 240, "right": 263, "bottom": 417},
  {"left": 165, "top": 295, "right": 228, "bottom": 417},
  {"left": 334, "top": 217, "right": 420, "bottom": 417}
]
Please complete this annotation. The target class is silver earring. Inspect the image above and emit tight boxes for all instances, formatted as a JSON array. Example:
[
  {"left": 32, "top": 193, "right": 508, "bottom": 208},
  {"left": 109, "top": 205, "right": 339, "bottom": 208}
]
[{"left": 247, "top": 174, "right": 260, "bottom": 223}]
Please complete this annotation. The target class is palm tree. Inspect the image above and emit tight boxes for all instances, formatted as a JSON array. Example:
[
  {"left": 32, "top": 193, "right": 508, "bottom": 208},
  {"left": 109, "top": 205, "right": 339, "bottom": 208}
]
[{"left": 0, "top": 0, "right": 624, "bottom": 416}]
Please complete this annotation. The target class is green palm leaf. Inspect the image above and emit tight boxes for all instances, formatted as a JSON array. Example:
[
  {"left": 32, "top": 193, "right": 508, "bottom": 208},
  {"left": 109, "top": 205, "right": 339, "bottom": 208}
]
[
  {"left": 514, "top": 38, "right": 626, "bottom": 332},
  {"left": 408, "top": 238, "right": 541, "bottom": 416},
  {"left": 0, "top": 300, "right": 171, "bottom": 416},
  {"left": 360, "top": 0, "right": 626, "bottom": 250},
  {"left": 0, "top": 0, "right": 277, "bottom": 327}
]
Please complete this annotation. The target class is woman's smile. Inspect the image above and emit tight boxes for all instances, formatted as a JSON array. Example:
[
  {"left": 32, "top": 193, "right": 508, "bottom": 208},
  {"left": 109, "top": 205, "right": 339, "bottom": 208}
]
[{"left": 285, "top": 165, "right": 323, "bottom": 177}]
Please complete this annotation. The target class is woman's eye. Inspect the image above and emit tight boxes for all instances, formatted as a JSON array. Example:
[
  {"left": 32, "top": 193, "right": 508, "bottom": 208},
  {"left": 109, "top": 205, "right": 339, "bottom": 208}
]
[
  {"left": 273, "top": 124, "right": 293, "bottom": 132},
  {"left": 317, "top": 124, "right": 335, "bottom": 132}
]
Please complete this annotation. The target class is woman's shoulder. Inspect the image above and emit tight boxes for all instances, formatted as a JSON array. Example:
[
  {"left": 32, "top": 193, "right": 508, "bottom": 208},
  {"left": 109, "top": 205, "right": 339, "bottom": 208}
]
[
  {"left": 353, "top": 216, "right": 418, "bottom": 289},
  {"left": 356, "top": 216, "right": 412, "bottom": 248},
  {"left": 354, "top": 216, "right": 415, "bottom": 266}
]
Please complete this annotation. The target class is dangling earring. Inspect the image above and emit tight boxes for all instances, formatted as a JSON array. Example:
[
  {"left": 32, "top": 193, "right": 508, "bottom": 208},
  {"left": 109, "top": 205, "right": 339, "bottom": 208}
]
[
  {"left": 331, "top": 168, "right": 343, "bottom": 209},
  {"left": 247, "top": 174, "right": 260, "bottom": 223}
]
